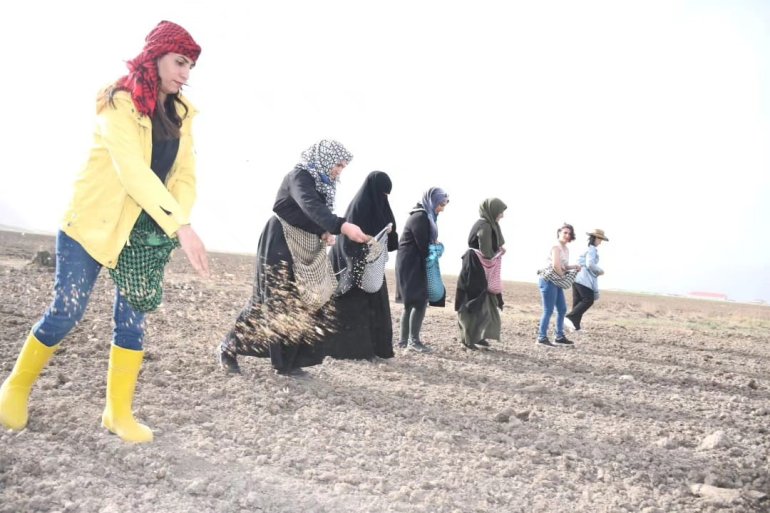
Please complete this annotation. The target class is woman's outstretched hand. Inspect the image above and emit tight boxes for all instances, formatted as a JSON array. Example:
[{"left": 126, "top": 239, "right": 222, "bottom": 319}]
[
  {"left": 177, "top": 225, "right": 210, "bottom": 277},
  {"left": 341, "top": 222, "right": 371, "bottom": 243}
]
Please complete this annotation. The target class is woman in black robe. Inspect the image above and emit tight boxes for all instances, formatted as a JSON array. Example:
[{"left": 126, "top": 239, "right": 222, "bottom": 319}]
[
  {"left": 394, "top": 187, "right": 449, "bottom": 353},
  {"left": 323, "top": 171, "right": 399, "bottom": 359},
  {"left": 217, "top": 140, "right": 369, "bottom": 375}
]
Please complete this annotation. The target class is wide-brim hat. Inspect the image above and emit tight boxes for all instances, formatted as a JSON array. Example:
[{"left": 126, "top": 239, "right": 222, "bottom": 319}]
[{"left": 587, "top": 228, "right": 609, "bottom": 241}]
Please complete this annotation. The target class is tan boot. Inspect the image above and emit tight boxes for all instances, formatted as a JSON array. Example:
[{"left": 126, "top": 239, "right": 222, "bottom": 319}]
[
  {"left": 0, "top": 332, "right": 58, "bottom": 430},
  {"left": 101, "top": 345, "right": 153, "bottom": 443}
]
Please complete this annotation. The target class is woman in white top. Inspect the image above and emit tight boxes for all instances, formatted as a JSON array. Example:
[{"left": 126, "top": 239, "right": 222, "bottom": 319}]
[{"left": 537, "top": 223, "right": 581, "bottom": 346}]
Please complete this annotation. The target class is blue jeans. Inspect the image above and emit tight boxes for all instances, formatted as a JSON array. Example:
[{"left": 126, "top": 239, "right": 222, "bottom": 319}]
[
  {"left": 32, "top": 231, "right": 146, "bottom": 350},
  {"left": 538, "top": 278, "right": 566, "bottom": 340}
]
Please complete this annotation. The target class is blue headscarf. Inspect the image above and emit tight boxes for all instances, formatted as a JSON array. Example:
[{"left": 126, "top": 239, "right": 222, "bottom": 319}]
[{"left": 419, "top": 187, "right": 449, "bottom": 243}]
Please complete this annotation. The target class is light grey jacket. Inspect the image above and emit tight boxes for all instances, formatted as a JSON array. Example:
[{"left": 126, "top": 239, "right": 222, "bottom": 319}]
[{"left": 575, "top": 245, "right": 603, "bottom": 294}]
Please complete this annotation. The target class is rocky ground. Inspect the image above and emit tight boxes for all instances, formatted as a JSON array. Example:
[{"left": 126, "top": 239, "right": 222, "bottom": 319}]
[{"left": 0, "top": 229, "right": 768, "bottom": 513}]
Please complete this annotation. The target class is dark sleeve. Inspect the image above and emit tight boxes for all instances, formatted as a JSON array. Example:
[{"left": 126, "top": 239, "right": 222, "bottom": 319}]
[
  {"left": 477, "top": 222, "right": 495, "bottom": 259},
  {"left": 412, "top": 214, "right": 432, "bottom": 259},
  {"left": 455, "top": 250, "right": 488, "bottom": 313},
  {"left": 454, "top": 252, "right": 470, "bottom": 312},
  {"left": 342, "top": 235, "right": 366, "bottom": 260},
  {"left": 387, "top": 230, "right": 399, "bottom": 252},
  {"left": 287, "top": 170, "right": 345, "bottom": 235}
]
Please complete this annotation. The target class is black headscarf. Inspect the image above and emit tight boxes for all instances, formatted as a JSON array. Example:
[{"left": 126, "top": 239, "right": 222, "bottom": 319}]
[
  {"left": 345, "top": 171, "right": 396, "bottom": 235},
  {"left": 332, "top": 171, "right": 398, "bottom": 275}
]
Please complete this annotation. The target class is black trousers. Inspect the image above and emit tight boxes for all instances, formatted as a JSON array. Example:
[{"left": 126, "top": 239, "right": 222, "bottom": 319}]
[{"left": 566, "top": 283, "right": 594, "bottom": 329}]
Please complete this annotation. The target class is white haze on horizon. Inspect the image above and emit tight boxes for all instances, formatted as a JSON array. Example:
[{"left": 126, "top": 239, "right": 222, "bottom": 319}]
[{"left": 0, "top": 0, "right": 768, "bottom": 303}]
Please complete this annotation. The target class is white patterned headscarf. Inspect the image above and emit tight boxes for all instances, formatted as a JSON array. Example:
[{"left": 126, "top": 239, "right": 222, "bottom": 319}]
[{"left": 298, "top": 139, "right": 354, "bottom": 211}]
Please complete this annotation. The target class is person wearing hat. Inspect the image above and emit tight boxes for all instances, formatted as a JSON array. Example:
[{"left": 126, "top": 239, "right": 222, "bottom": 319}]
[
  {"left": 0, "top": 21, "right": 209, "bottom": 443},
  {"left": 565, "top": 229, "right": 609, "bottom": 332}
]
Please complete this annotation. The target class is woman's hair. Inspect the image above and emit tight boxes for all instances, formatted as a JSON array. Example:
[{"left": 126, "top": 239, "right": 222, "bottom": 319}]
[
  {"left": 557, "top": 223, "right": 576, "bottom": 242},
  {"left": 98, "top": 86, "right": 188, "bottom": 141},
  {"left": 588, "top": 235, "right": 598, "bottom": 246},
  {"left": 152, "top": 94, "right": 187, "bottom": 140}
]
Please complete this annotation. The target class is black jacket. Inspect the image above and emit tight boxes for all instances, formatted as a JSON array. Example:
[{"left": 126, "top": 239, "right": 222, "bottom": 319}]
[
  {"left": 272, "top": 166, "right": 345, "bottom": 235},
  {"left": 454, "top": 219, "right": 504, "bottom": 312},
  {"left": 395, "top": 208, "right": 445, "bottom": 307}
]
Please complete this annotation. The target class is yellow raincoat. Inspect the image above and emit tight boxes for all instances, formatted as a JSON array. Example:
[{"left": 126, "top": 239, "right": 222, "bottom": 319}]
[{"left": 62, "top": 90, "right": 197, "bottom": 268}]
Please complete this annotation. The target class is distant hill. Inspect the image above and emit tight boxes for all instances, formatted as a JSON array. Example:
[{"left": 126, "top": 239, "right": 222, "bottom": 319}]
[{"left": 0, "top": 225, "right": 56, "bottom": 236}]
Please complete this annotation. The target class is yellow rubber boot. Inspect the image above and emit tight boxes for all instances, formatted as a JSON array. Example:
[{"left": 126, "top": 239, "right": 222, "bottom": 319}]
[
  {"left": 101, "top": 345, "right": 153, "bottom": 443},
  {"left": 0, "top": 332, "right": 58, "bottom": 431}
]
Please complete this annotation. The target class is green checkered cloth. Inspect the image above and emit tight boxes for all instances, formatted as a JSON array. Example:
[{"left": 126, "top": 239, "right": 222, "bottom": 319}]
[{"left": 109, "top": 211, "right": 180, "bottom": 312}]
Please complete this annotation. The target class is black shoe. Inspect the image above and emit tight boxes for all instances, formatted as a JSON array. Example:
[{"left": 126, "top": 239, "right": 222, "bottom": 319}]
[
  {"left": 554, "top": 336, "right": 574, "bottom": 346},
  {"left": 218, "top": 349, "right": 241, "bottom": 374},
  {"left": 462, "top": 341, "right": 478, "bottom": 350},
  {"left": 475, "top": 339, "right": 490, "bottom": 347},
  {"left": 397, "top": 340, "right": 408, "bottom": 349},
  {"left": 536, "top": 337, "right": 556, "bottom": 347}
]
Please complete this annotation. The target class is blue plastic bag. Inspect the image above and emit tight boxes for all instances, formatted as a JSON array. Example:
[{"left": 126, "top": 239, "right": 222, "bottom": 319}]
[{"left": 426, "top": 242, "right": 445, "bottom": 303}]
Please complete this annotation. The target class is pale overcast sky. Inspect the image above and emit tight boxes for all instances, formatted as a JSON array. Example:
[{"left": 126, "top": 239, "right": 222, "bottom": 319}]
[{"left": 1, "top": 0, "right": 768, "bottom": 302}]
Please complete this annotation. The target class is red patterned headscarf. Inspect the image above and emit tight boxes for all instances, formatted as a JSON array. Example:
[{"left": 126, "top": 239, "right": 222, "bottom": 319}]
[{"left": 115, "top": 20, "right": 201, "bottom": 117}]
